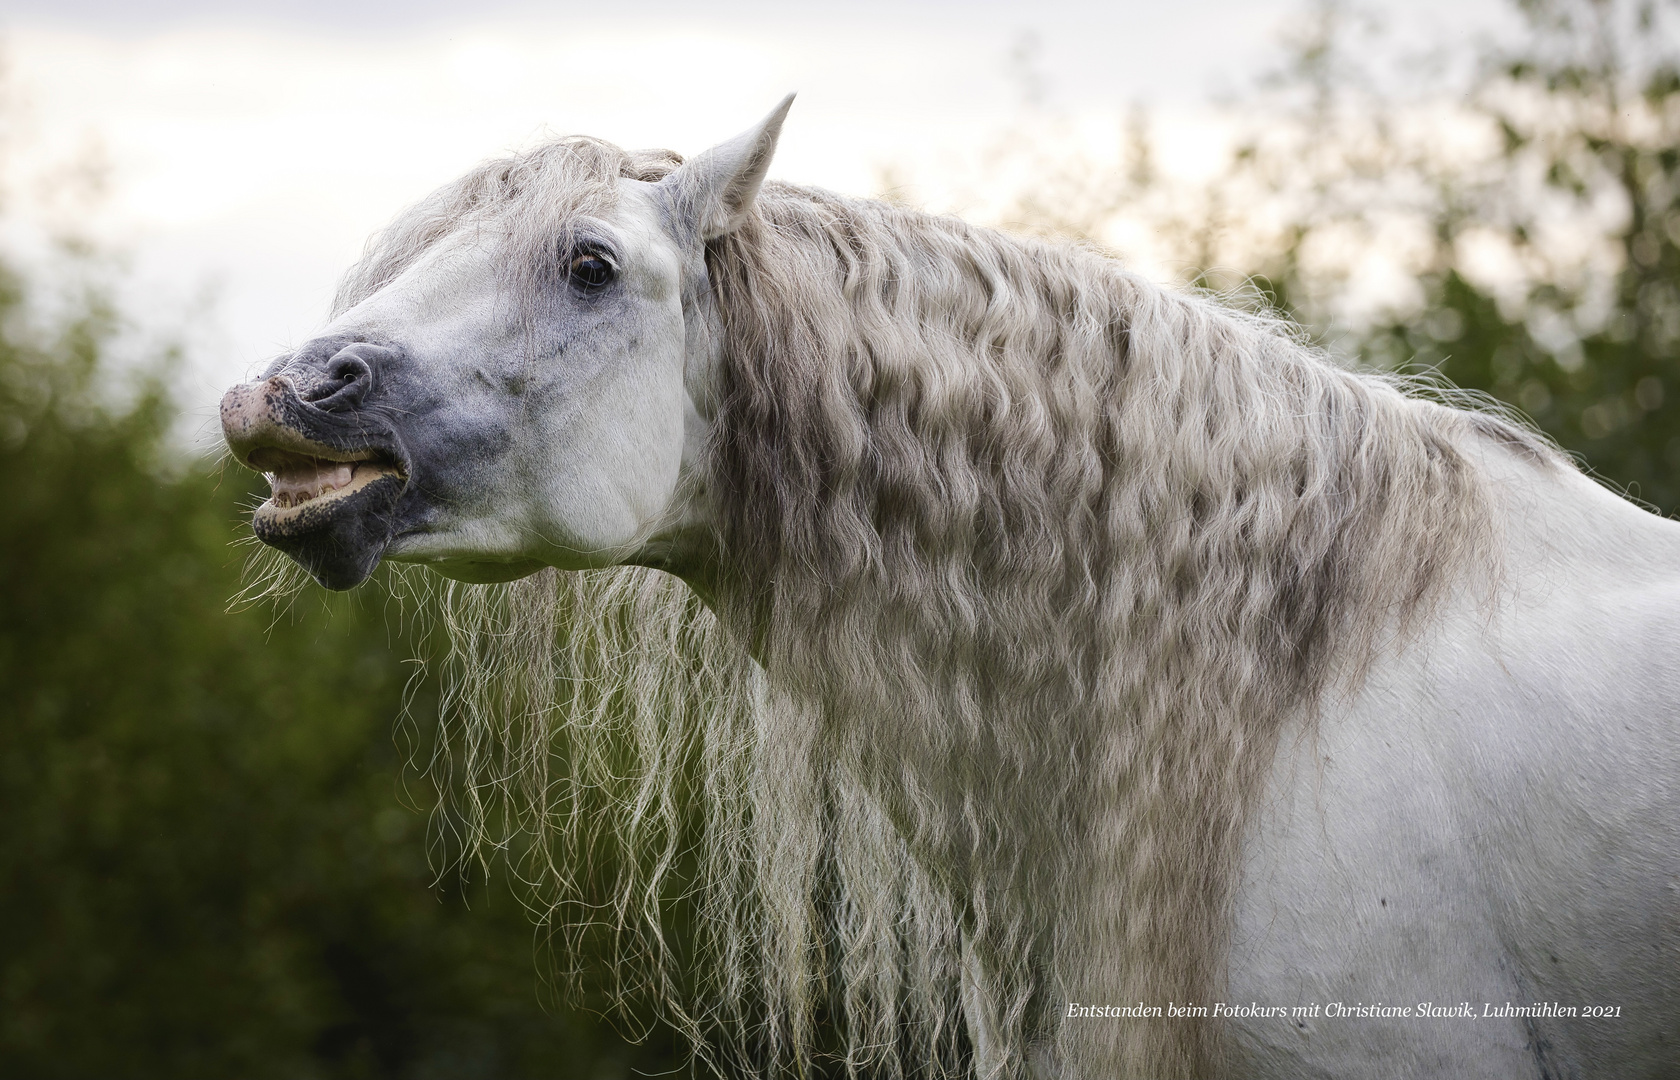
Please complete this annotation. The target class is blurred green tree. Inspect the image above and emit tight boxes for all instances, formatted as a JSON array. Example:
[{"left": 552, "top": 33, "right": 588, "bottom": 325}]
[
  {"left": 0, "top": 254, "right": 685, "bottom": 1077},
  {"left": 1365, "top": 0, "right": 1680, "bottom": 511},
  {"left": 1230, "top": 0, "right": 1680, "bottom": 511}
]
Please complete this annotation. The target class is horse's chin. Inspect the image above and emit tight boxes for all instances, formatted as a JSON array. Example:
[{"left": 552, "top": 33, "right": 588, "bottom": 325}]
[{"left": 253, "top": 465, "right": 406, "bottom": 590}]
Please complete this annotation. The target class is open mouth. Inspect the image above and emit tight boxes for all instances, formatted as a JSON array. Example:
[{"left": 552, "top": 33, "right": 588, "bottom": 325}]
[
  {"left": 249, "top": 447, "right": 406, "bottom": 518},
  {"left": 242, "top": 442, "right": 410, "bottom": 589},
  {"left": 223, "top": 371, "right": 413, "bottom": 590}
]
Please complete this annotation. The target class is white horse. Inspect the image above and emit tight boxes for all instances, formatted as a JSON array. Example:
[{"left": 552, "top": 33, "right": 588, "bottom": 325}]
[{"left": 221, "top": 99, "right": 1680, "bottom": 1078}]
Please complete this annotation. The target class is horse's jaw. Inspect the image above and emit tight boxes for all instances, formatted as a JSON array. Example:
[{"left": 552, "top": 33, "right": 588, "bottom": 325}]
[
  {"left": 221, "top": 375, "right": 410, "bottom": 590},
  {"left": 250, "top": 459, "right": 406, "bottom": 590}
]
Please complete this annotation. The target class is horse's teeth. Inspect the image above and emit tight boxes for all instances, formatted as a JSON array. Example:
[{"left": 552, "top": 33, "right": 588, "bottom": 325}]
[{"left": 269, "top": 459, "right": 358, "bottom": 509}]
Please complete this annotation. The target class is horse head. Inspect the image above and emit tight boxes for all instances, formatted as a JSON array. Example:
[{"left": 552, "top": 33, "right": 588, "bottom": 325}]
[{"left": 221, "top": 97, "right": 793, "bottom": 590}]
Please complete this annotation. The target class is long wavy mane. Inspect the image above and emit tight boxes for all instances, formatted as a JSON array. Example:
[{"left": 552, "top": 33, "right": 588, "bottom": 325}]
[{"left": 313, "top": 139, "right": 1553, "bottom": 1078}]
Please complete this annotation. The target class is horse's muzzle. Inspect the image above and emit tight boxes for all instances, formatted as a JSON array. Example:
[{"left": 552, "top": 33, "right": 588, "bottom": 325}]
[{"left": 221, "top": 369, "right": 409, "bottom": 590}]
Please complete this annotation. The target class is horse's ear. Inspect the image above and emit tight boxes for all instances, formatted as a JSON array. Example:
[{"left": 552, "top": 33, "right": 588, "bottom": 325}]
[{"left": 664, "top": 94, "right": 794, "bottom": 240}]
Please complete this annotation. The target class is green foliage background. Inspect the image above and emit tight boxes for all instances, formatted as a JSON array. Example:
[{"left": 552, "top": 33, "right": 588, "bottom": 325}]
[
  {"left": 0, "top": 264, "right": 684, "bottom": 1076},
  {"left": 0, "top": 1, "right": 1676, "bottom": 1077}
]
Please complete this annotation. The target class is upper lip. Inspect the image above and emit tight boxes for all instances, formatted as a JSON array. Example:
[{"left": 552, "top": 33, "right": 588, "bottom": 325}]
[
  {"left": 246, "top": 444, "right": 380, "bottom": 471},
  {"left": 222, "top": 373, "right": 410, "bottom": 482}
]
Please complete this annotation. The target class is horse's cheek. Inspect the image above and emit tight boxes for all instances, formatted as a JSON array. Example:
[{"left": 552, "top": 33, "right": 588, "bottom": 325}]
[{"left": 551, "top": 374, "right": 686, "bottom": 526}]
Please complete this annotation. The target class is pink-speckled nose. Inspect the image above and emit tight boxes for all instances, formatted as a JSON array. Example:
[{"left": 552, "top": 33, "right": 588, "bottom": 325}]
[{"left": 220, "top": 376, "right": 358, "bottom": 469}]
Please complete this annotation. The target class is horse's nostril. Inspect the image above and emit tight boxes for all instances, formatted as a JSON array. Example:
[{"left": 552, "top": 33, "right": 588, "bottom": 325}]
[{"left": 301, "top": 349, "right": 375, "bottom": 409}]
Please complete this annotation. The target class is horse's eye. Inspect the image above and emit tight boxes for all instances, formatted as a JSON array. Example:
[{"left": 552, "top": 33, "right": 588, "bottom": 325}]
[{"left": 569, "top": 252, "right": 614, "bottom": 290}]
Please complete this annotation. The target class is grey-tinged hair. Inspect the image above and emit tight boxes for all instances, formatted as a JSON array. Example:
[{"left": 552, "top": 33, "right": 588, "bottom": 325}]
[
  {"left": 296, "top": 136, "right": 1556, "bottom": 1079},
  {"left": 332, "top": 137, "right": 684, "bottom": 330}
]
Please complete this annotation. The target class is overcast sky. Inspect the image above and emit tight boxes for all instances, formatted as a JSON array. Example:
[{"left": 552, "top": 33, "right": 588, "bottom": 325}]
[{"left": 0, "top": 0, "right": 1516, "bottom": 447}]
